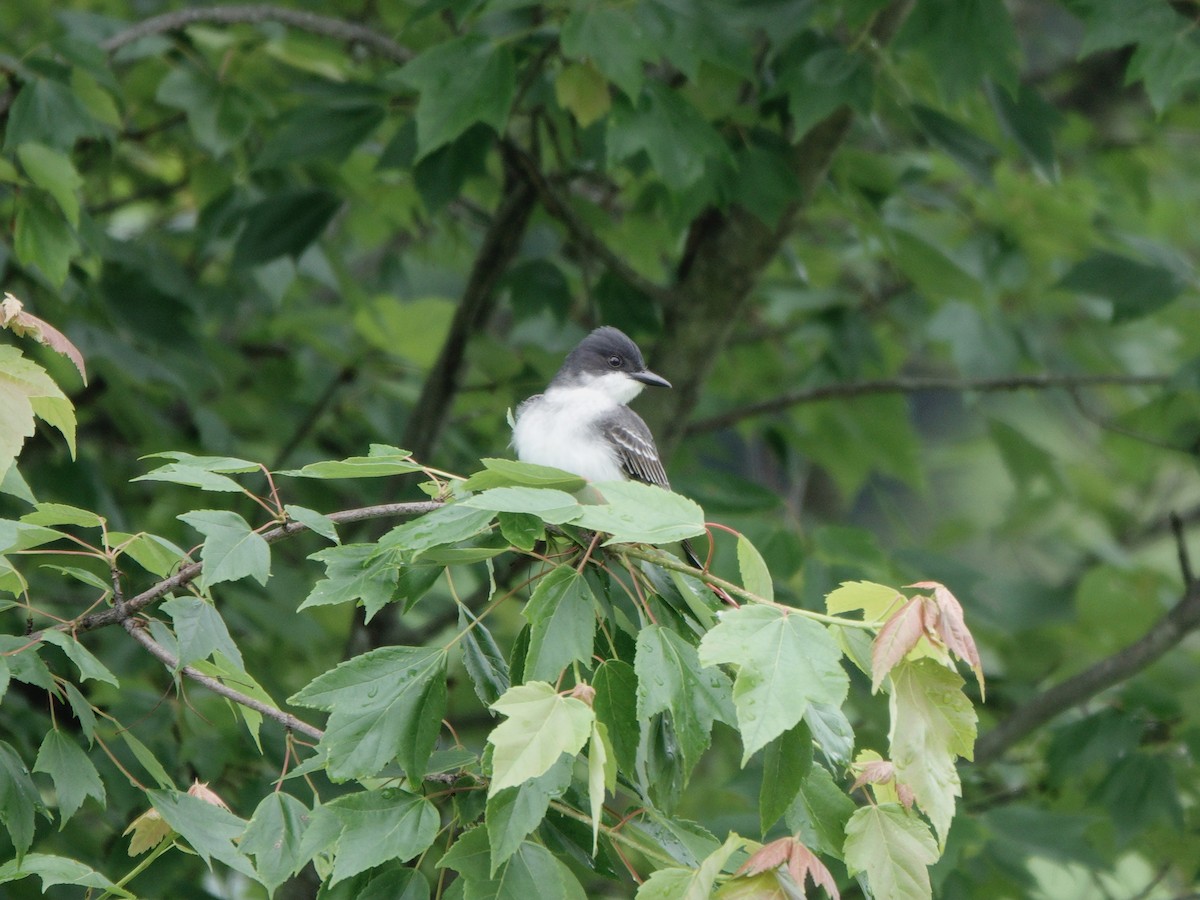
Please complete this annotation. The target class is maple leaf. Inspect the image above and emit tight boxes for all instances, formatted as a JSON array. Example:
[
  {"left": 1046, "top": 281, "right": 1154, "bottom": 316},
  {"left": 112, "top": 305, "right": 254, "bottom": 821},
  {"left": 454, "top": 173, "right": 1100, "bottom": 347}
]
[
  {"left": 737, "top": 836, "right": 841, "bottom": 900},
  {"left": 1, "top": 292, "right": 87, "bottom": 385},
  {"left": 909, "top": 581, "right": 984, "bottom": 698},
  {"left": 850, "top": 758, "right": 896, "bottom": 795},
  {"left": 123, "top": 808, "right": 173, "bottom": 856},
  {"left": 870, "top": 597, "right": 925, "bottom": 692}
]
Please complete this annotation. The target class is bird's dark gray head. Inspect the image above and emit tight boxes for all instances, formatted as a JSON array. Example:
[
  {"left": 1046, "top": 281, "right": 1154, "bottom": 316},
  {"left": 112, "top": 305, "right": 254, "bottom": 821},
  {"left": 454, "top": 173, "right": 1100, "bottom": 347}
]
[{"left": 553, "top": 326, "right": 671, "bottom": 393}]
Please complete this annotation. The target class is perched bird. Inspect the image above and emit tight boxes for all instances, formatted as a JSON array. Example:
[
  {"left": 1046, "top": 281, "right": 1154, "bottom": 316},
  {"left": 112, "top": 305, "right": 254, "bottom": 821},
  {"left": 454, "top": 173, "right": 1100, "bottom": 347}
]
[
  {"left": 512, "top": 326, "right": 672, "bottom": 486},
  {"left": 513, "top": 326, "right": 729, "bottom": 599}
]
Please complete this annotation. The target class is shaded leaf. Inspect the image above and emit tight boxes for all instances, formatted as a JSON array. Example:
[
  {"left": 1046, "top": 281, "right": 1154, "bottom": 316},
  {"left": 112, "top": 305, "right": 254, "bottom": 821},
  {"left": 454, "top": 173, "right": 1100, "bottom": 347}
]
[
  {"left": 149, "top": 789, "right": 255, "bottom": 877},
  {"left": 522, "top": 567, "right": 596, "bottom": 682},
  {"left": 241, "top": 792, "right": 311, "bottom": 896},
  {"left": 485, "top": 753, "right": 572, "bottom": 873},
  {"left": 33, "top": 731, "right": 104, "bottom": 823},
  {"left": 326, "top": 789, "right": 439, "bottom": 885},
  {"left": 178, "top": 510, "right": 271, "bottom": 589},
  {"left": 0, "top": 853, "right": 130, "bottom": 896}
]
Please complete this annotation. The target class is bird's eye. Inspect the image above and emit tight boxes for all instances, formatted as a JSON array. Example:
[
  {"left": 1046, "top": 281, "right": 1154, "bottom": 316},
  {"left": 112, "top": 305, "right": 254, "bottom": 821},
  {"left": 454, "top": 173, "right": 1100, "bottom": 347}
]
[{"left": 607, "top": 355, "right": 623, "bottom": 369}]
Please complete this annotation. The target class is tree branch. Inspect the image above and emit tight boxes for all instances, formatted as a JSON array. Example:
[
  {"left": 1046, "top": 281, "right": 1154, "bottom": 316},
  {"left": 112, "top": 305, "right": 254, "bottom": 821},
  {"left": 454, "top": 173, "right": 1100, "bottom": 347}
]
[
  {"left": 975, "top": 577, "right": 1200, "bottom": 765},
  {"left": 123, "top": 618, "right": 325, "bottom": 740},
  {"left": 504, "top": 141, "right": 673, "bottom": 305},
  {"left": 687, "top": 372, "right": 1170, "bottom": 434},
  {"left": 100, "top": 4, "right": 412, "bottom": 64},
  {"left": 65, "top": 500, "right": 442, "bottom": 636},
  {"left": 402, "top": 148, "right": 537, "bottom": 462}
]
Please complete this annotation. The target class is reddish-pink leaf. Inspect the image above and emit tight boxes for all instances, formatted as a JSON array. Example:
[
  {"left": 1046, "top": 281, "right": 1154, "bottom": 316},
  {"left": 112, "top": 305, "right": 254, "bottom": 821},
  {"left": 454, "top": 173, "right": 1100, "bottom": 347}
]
[
  {"left": 1, "top": 292, "right": 88, "bottom": 384},
  {"left": 897, "top": 781, "right": 916, "bottom": 810},
  {"left": 910, "top": 580, "right": 984, "bottom": 697},
  {"left": 850, "top": 758, "right": 896, "bottom": 795},
  {"left": 788, "top": 841, "right": 840, "bottom": 900},
  {"left": 871, "top": 597, "right": 925, "bottom": 692},
  {"left": 737, "top": 836, "right": 793, "bottom": 876}
]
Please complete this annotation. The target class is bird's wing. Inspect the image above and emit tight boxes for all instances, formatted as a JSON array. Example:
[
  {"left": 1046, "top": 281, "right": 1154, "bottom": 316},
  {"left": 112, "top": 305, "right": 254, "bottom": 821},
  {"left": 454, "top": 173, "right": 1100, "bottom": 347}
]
[{"left": 599, "top": 406, "right": 670, "bottom": 488}]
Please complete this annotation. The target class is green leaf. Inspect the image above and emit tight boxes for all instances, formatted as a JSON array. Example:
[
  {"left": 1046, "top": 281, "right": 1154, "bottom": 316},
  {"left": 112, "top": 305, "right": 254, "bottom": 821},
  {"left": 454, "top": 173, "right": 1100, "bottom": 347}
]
[
  {"left": 844, "top": 804, "right": 938, "bottom": 900},
  {"left": 190, "top": 654, "right": 275, "bottom": 750},
  {"left": 986, "top": 81, "right": 1058, "bottom": 180},
  {"left": 635, "top": 625, "right": 735, "bottom": 777},
  {"left": 16, "top": 143, "right": 83, "bottom": 226},
  {"left": 574, "top": 481, "right": 707, "bottom": 545},
  {"left": 38, "top": 630, "right": 119, "bottom": 687},
  {"left": 1057, "top": 251, "right": 1185, "bottom": 322},
  {"left": 555, "top": 62, "right": 611, "bottom": 127},
  {"left": 0, "top": 657, "right": 9, "bottom": 706},
  {"left": 561, "top": 4, "right": 655, "bottom": 98},
  {"left": 1092, "top": 752, "right": 1182, "bottom": 847},
  {"left": 120, "top": 732, "right": 175, "bottom": 790},
  {"left": 911, "top": 105, "right": 999, "bottom": 185},
  {"left": 607, "top": 83, "right": 730, "bottom": 192},
  {"left": 785, "top": 763, "right": 856, "bottom": 858},
  {"left": 14, "top": 190, "right": 79, "bottom": 287},
  {"left": 299, "top": 544, "right": 399, "bottom": 620},
  {"left": 485, "top": 753, "right": 573, "bottom": 873},
  {"left": 4, "top": 75, "right": 103, "bottom": 152},
  {"left": 108, "top": 532, "right": 188, "bottom": 578},
  {"left": 290, "top": 646, "right": 447, "bottom": 781},
  {"left": 698, "top": 606, "right": 848, "bottom": 763},
  {"left": 593, "top": 659, "right": 640, "bottom": 777},
  {"left": 522, "top": 567, "right": 596, "bottom": 682},
  {"left": 463, "top": 458, "right": 587, "bottom": 492},
  {"left": 32, "top": 731, "right": 104, "bottom": 823},
  {"left": 587, "top": 721, "right": 616, "bottom": 854},
  {"left": 0, "top": 740, "right": 45, "bottom": 860},
  {"left": 149, "top": 788, "right": 256, "bottom": 878},
  {"left": 487, "top": 681, "right": 594, "bottom": 795},
  {"left": 400, "top": 36, "right": 514, "bottom": 158},
  {"left": 497, "top": 511, "right": 544, "bottom": 551},
  {"left": 898, "top": 0, "right": 1019, "bottom": 98},
  {"left": 0, "top": 635, "right": 52, "bottom": 691},
  {"left": 735, "top": 534, "right": 773, "bottom": 602},
  {"left": 377, "top": 505, "right": 495, "bottom": 562},
  {"left": 825, "top": 581, "right": 903, "bottom": 623},
  {"left": 241, "top": 792, "right": 311, "bottom": 896},
  {"left": 20, "top": 502, "right": 103, "bottom": 528},
  {"left": 178, "top": 510, "right": 271, "bottom": 590},
  {"left": 155, "top": 65, "right": 252, "bottom": 156},
  {"left": 162, "top": 596, "right": 245, "bottom": 670},
  {"left": 465, "top": 487, "right": 582, "bottom": 524},
  {"left": 61, "top": 683, "right": 96, "bottom": 744},
  {"left": 325, "top": 789, "right": 439, "bottom": 885},
  {"left": 280, "top": 447, "right": 422, "bottom": 479},
  {"left": 760, "top": 722, "right": 813, "bottom": 833},
  {"left": 0, "top": 853, "right": 130, "bottom": 896},
  {"left": 804, "top": 701, "right": 856, "bottom": 769},
  {"left": 233, "top": 188, "right": 342, "bottom": 267},
  {"left": 439, "top": 827, "right": 587, "bottom": 900},
  {"left": 888, "top": 660, "right": 976, "bottom": 846},
  {"left": 133, "top": 463, "right": 248, "bottom": 492},
  {"left": 459, "top": 606, "right": 510, "bottom": 708},
  {"left": 257, "top": 103, "right": 385, "bottom": 167},
  {"left": 774, "top": 33, "right": 873, "bottom": 136},
  {"left": 636, "top": 833, "right": 748, "bottom": 900},
  {"left": 284, "top": 504, "right": 339, "bottom": 543}
]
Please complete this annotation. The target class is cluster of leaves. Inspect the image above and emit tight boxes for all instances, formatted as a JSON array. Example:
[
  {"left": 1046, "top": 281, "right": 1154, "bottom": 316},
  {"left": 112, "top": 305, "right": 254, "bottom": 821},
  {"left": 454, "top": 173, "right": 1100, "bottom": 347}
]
[{"left": 0, "top": 427, "right": 983, "bottom": 897}]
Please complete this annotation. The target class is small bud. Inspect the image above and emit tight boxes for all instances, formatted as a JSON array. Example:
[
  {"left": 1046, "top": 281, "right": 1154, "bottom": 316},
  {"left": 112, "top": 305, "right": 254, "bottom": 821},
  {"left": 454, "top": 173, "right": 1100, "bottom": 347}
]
[
  {"left": 188, "top": 779, "right": 232, "bottom": 811},
  {"left": 569, "top": 682, "right": 596, "bottom": 707}
]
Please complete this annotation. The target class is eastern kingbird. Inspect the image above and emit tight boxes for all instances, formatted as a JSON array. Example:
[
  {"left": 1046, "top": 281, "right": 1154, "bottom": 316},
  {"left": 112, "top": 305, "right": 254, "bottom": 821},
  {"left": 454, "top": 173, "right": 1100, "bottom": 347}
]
[{"left": 513, "top": 327, "right": 729, "bottom": 598}]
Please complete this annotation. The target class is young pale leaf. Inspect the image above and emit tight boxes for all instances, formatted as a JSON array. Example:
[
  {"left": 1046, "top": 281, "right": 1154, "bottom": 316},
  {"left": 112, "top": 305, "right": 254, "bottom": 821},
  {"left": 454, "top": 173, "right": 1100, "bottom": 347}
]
[
  {"left": 464, "top": 486, "right": 582, "bottom": 524},
  {"left": 33, "top": 731, "right": 104, "bottom": 823},
  {"left": 735, "top": 534, "right": 773, "bottom": 602},
  {"left": 574, "top": 480, "right": 706, "bottom": 545},
  {"left": 439, "top": 826, "right": 587, "bottom": 900},
  {"left": 636, "top": 625, "right": 735, "bottom": 777},
  {"left": 0, "top": 853, "right": 131, "bottom": 896},
  {"left": 844, "top": 804, "right": 938, "bottom": 900},
  {"left": 459, "top": 606, "right": 510, "bottom": 708},
  {"left": 522, "top": 567, "right": 596, "bottom": 682},
  {"left": 760, "top": 722, "right": 813, "bottom": 834},
  {"left": 825, "top": 581, "right": 904, "bottom": 622},
  {"left": 0, "top": 740, "right": 45, "bottom": 860},
  {"left": 556, "top": 62, "right": 611, "bottom": 127},
  {"left": 487, "top": 681, "right": 594, "bottom": 795},
  {"left": 635, "top": 833, "right": 748, "bottom": 900},
  {"left": 698, "top": 606, "right": 848, "bottom": 763},
  {"left": 290, "top": 646, "right": 447, "bottom": 781},
  {"left": 462, "top": 458, "right": 587, "bottom": 492},
  {"left": 162, "top": 596, "right": 244, "bottom": 670},
  {"left": 38, "top": 630, "right": 118, "bottom": 687},
  {"left": 325, "top": 789, "right": 439, "bottom": 885},
  {"left": 149, "top": 790, "right": 255, "bottom": 877},
  {"left": 588, "top": 721, "right": 617, "bottom": 854},
  {"left": 240, "top": 792, "right": 311, "bottom": 896},
  {"left": 0, "top": 657, "right": 9, "bottom": 706},
  {"left": 888, "top": 660, "right": 977, "bottom": 846},
  {"left": 178, "top": 510, "right": 271, "bottom": 589},
  {"left": 486, "top": 753, "right": 573, "bottom": 874}
]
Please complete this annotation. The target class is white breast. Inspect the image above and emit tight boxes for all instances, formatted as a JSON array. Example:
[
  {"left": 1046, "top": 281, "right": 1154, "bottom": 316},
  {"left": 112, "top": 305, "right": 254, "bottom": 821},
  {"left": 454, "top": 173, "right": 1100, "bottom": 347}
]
[{"left": 512, "top": 384, "right": 628, "bottom": 483}]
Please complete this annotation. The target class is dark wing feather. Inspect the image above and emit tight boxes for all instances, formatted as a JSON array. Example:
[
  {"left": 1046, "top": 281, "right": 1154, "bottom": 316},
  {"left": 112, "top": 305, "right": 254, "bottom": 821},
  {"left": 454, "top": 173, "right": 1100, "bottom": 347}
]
[{"left": 599, "top": 406, "right": 670, "bottom": 488}]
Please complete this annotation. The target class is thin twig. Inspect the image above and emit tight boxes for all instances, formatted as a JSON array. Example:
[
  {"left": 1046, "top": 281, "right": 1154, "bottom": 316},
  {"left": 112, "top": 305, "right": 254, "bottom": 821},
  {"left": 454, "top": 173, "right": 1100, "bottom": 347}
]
[
  {"left": 1170, "top": 512, "right": 1194, "bottom": 586},
  {"left": 687, "top": 372, "right": 1170, "bottom": 434},
  {"left": 100, "top": 4, "right": 412, "bottom": 64},
  {"left": 123, "top": 619, "right": 325, "bottom": 740}
]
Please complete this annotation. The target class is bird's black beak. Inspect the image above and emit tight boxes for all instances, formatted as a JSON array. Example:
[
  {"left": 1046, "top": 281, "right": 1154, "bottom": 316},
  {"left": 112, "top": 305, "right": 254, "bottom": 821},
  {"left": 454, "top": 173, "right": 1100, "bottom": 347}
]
[{"left": 631, "top": 369, "right": 671, "bottom": 388}]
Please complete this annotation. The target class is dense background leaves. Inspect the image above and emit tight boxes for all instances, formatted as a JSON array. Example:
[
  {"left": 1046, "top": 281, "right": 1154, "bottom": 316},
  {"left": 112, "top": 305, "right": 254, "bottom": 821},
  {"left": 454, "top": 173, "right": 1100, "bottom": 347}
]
[{"left": 3, "top": 0, "right": 1200, "bottom": 897}]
